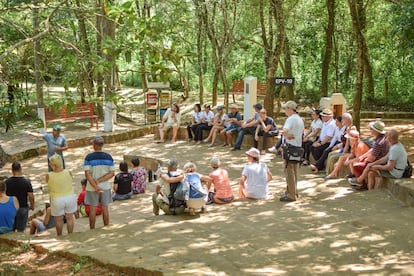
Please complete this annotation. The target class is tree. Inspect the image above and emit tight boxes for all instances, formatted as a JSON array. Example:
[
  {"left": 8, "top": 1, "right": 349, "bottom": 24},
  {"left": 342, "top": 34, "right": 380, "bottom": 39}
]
[
  {"left": 348, "top": 0, "right": 364, "bottom": 130},
  {"left": 320, "top": 0, "right": 335, "bottom": 97},
  {"left": 259, "top": 0, "right": 286, "bottom": 118}
]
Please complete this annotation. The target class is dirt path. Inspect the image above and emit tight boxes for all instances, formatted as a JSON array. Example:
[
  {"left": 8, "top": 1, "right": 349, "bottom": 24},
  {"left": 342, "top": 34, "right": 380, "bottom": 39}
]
[{"left": 1, "top": 132, "right": 413, "bottom": 275}]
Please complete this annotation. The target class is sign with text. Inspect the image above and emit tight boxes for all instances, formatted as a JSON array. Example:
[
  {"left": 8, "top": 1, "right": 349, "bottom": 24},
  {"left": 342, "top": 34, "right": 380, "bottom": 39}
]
[{"left": 274, "top": 77, "right": 295, "bottom": 86}]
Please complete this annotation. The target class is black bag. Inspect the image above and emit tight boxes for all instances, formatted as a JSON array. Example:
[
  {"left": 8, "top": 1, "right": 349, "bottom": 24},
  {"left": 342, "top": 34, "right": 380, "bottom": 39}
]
[
  {"left": 402, "top": 160, "right": 413, "bottom": 178},
  {"left": 167, "top": 173, "right": 186, "bottom": 213},
  {"left": 282, "top": 143, "right": 304, "bottom": 163}
]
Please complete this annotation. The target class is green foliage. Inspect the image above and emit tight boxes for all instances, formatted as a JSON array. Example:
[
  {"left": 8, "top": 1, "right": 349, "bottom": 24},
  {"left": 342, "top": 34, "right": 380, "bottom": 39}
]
[{"left": 1, "top": 0, "right": 414, "bottom": 111}]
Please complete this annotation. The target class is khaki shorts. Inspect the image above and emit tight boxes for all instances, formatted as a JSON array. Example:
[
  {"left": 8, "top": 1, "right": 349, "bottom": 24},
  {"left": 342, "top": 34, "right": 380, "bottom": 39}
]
[{"left": 85, "top": 189, "right": 112, "bottom": 206}]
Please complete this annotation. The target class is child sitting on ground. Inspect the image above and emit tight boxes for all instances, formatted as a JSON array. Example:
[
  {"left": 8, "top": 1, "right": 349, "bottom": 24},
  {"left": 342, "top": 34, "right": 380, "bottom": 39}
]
[
  {"left": 76, "top": 179, "right": 102, "bottom": 217},
  {"left": 112, "top": 161, "right": 133, "bottom": 201},
  {"left": 130, "top": 157, "right": 147, "bottom": 194}
]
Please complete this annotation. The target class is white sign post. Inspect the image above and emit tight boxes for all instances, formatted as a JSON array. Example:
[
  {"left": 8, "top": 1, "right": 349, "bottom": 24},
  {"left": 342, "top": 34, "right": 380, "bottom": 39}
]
[{"left": 243, "top": 76, "right": 257, "bottom": 120}]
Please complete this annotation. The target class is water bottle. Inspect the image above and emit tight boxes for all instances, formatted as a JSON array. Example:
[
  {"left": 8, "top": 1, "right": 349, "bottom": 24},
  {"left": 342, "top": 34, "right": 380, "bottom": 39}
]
[
  {"left": 155, "top": 163, "right": 161, "bottom": 181},
  {"left": 148, "top": 169, "right": 153, "bottom": 182}
]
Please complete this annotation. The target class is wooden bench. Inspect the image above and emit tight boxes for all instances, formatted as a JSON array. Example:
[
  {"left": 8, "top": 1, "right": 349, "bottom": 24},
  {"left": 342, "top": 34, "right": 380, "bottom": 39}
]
[
  {"left": 45, "top": 103, "right": 99, "bottom": 130},
  {"left": 231, "top": 80, "right": 267, "bottom": 103}
]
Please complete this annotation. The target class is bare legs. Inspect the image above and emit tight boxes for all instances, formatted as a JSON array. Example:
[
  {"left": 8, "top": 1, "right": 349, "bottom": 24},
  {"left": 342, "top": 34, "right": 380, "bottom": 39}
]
[
  {"left": 54, "top": 213, "right": 74, "bottom": 236},
  {"left": 159, "top": 126, "right": 179, "bottom": 143}
]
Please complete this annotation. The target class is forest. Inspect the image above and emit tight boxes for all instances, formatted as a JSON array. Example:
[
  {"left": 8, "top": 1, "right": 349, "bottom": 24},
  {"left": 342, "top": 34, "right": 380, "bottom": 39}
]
[{"left": 0, "top": 0, "right": 413, "bottom": 131}]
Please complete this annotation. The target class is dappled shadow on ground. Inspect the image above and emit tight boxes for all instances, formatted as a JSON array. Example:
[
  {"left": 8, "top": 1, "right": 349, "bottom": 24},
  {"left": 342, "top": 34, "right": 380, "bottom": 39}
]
[{"left": 2, "top": 134, "right": 413, "bottom": 275}]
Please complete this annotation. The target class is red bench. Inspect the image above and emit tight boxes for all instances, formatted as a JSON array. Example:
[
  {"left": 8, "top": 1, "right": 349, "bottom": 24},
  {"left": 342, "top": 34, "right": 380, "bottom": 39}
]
[
  {"left": 45, "top": 102, "right": 99, "bottom": 130},
  {"left": 231, "top": 80, "right": 267, "bottom": 103}
]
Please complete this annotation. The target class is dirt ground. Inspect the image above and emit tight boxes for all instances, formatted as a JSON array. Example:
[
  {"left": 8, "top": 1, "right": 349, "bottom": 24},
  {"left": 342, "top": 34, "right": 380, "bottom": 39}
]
[{"left": 0, "top": 116, "right": 413, "bottom": 275}]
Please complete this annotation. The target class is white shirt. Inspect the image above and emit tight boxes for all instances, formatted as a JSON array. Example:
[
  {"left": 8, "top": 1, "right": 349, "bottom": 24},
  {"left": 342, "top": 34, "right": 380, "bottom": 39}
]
[
  {"left": 283, "top": 113, "right": 304, "bottom": 147},
  {"left": 192, "top": 111, "right": 204, "bottom": 123},
  {"left": 164, "top": 108, "right": 181, "bottom": 125},
  {"left": 242, "top": 162, "right": 269, "bottom": 199},
  {"left": 319, "top": 118, "right": 336, "bottom": 142},
  {"left": 204, "top": 110, "right": 215, "bottom": 124},
  {"left": 329, "top": 125, "right": 346, "bottom": 147}
]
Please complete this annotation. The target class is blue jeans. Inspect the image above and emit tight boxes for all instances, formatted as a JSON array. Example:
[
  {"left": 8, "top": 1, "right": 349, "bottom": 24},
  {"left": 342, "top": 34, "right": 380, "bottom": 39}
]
[
  {"left": 14, "top": 207, "right": 29, "bottom": 232},
  {"left": 234, "top": 127, "right": 256, "bottom": 149},
  {"left": 113, "top": 191, "right": 132, "bottom": 201}
]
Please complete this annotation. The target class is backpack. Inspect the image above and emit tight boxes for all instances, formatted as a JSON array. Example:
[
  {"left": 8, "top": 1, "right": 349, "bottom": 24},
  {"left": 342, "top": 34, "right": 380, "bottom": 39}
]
[
  {"left": 185, "top": 173, "right": 207, "bottom": 199},
  {"left": 402, "top": 160, "right": 413, "bottom": 178},
  {"left": 167, "top": 172, "right": 186, "bottom": 210}
]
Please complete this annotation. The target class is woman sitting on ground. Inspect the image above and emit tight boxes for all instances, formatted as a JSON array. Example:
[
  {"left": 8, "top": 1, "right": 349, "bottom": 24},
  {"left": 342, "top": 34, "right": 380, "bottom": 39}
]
[
  {"left": 183, "top": 162, "right": 211, "bottom": 215},
  {"left": 158, "top": 103, "right": 181, "bottom": 143},
  {"left": 112, "top": 161, "right": 133, "bottom": 201},
  {"left": 46, "top": 154, "right": 76, "bottom": 236},
  {"left": 238, "top": 148, "right": 272, "bottom": 199},
  {"left": 130, "top": 157, "right": 147, "bottom": 194},
  {"left": 207, "top": 157, "right": 234, "bottom": 204},
  {"left": 0, "top": 181, "right": 19, "bottom": 234},
  {"left": 203, "top": 106, "right": 229, "bottom": 147}
]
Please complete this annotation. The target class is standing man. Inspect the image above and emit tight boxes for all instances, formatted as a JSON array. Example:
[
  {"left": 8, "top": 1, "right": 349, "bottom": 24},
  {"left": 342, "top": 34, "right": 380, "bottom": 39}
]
[
  {"left": 231, "top": 103, "right": 262, "bottom": 151},
  {"left": 26, "top": 125, "right": 68, "bottom": 171},
  {"left": 83, "top": 136, "right": 115, "bottom": 229},
  {"left": 5, "top": 162, "right": 34, "bottom": 232},
  {"left": 280, "top": 101, "right": 304, "bottom": 202}
]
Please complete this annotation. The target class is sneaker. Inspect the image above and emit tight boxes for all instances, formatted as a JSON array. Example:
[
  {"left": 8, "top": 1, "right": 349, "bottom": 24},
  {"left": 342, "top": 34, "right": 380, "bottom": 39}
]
[
  {"left": 352, "top": 185, "right": 368, "bottom": 191},
  {"left": 268, "top": 146, "right": 278, "bottom": 153},
  {"left": 348, "top": 177, "right": 360, "bottom": 186},
  {"left": 280, "top": 195, "right": 295, "bottom": 202},
  {"left": 189, "top": 208, "right": 196, "bottom": 216},
  {"left": 346, "top": 173, "right": 354, "bottom": 179}
]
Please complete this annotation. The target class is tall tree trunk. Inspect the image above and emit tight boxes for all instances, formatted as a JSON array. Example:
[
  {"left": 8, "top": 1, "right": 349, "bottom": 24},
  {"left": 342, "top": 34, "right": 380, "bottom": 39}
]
[
  {"left": 356, "top": 0, "right": 374, "bottom": 102},
  {"left": 348, "top": 0, "right": 364, "bottom": 130},
  {"left": 100, "top": 0, "right": 116, "bottom": 131},
  {"left": 321, "top": 0, "right": 335, "bottom": 97},
  {"left": 284, "top": 37, "right": 294, "bottom": 100},
  {"left": 96, "top": 0, "right": 104, "bottom": 99},
  {"left": 260, "top": 0, "right": 285, "bottom": 118},
  {"left": 75, "top": 0, "right": 94, "bottom": 100},
  {"left": 32, "top": 0, "right": 44, "bottom": 108},
  {"left": 195, "top": 4, "right": 204, "bottom": 101}
]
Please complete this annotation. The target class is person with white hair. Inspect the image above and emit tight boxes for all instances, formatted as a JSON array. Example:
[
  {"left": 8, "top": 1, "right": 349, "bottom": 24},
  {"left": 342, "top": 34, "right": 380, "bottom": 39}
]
[
  {"left": 183, "top": 162, "right": 211, "bottom": 215},
  {"left": 238, "top": 148, "right": 272, "bottom": 199},
  {"left": 207, "top": 157, "right": 234, "bottom": 204},
  {"left": 152, "top": 158, "right": 186, "bottom": 216}
]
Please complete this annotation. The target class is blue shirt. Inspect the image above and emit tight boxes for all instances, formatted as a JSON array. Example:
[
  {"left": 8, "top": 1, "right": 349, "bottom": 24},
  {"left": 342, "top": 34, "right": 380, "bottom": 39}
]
[
  {"left": 0, "top": 196, "right": 17, "bottom": 234},
  {"left": 43, "top": 133, "right": 67, "bottom": 157},
  {"left": 228, "top": 111, "right": 242, "bottom": 128},
  {"left": 84, "top": 151, "right": 115, "bottom": 191}
]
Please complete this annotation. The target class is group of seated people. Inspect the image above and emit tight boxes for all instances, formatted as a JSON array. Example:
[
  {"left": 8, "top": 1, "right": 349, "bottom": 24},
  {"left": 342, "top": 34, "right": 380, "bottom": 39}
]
[
  {"left": 157, "top": 102, "right": 279, "bottom": 154},
  {"left": 152, "top": 147, "right": 273, "bottom": 216},
  {"left": 297, "top": 108, "right": 408, "bottom": 190}
]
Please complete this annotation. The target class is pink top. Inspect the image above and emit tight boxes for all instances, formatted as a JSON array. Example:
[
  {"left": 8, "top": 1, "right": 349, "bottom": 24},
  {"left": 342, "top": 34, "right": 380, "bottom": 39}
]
[{"left": 209, "top": 168, "right": 234, "bottom": 198}]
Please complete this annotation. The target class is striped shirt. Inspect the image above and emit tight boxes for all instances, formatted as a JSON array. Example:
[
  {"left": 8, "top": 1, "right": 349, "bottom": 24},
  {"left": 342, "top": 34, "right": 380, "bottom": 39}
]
[{"left": 84, "top": 151, "right": 115, "bottom": 191}]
